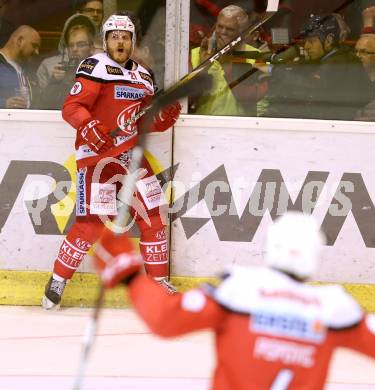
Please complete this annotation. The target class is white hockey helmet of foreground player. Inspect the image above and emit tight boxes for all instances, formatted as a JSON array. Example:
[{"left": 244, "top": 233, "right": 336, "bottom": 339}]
[
  {"left": 102, "top": 14, "right": 136, "bottom": 52},
  {"left": 265, "top": 212, "right": 325, "bottom": 279}
]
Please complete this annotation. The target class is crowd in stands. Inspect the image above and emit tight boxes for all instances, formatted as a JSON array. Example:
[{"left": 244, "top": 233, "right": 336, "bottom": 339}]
[
  {"left": 0, "top": 0, "right": 375, "bottom": 121},
  {"left": 188, "top": 0, "right": 375, "bottom": 120},
  {"left": 0, "top": 0, "right": 104, "bottom": 109},
  {"left": 0, "top": 0, "right": 160, "bottom": 110}
]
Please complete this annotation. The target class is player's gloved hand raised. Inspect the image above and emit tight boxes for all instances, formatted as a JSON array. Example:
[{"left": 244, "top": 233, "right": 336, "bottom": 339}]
[
  {"left": 150, "top": 101, "right": 182, "bottom": 132},
  {"left": 92, "top": 228, "right": 142, "bottom": 288},
  {"left": 79, "top": 119, "right": 114, "bottom": 154}
]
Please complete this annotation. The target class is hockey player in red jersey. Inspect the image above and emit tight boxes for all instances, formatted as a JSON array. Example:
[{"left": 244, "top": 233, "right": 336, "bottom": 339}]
[
  {"left": 42, "top": 12, "right": 181, "bottom": 309},
  {"left": 93, "top": 212, "right": 375, "bottom": 390}
]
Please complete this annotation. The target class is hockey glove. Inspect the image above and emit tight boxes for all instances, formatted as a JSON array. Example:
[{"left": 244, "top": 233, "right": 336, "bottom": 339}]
[
  {"left": 92, "top": 228, "right": 142, "bottom": 288},
  {"left": 79, "top": 119, "right": 114, "bottom": 154},
  {"left": 150, "top": 101, "right": 182, "bottom": 132}
]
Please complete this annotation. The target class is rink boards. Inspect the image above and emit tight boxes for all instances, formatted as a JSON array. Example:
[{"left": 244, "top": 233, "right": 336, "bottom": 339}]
[{"left": 1, "top": 110, "right": 375, "bottom": 308}]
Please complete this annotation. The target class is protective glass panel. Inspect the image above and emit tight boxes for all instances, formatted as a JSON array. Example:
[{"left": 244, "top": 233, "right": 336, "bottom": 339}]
[
  {"left": 188, "top": 0, "right": 375, "bottom": 121},
  {"left": 0, "top": 0, "right": 166, "bottom": 110}
]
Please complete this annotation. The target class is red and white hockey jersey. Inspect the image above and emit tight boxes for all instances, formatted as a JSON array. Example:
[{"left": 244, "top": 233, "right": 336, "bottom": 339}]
[
  {"left": 62, "top": 52, "right": 155, "bottom": 168},
  {"left": 128, "top": 266, "right": 375, "bottom": 390}
]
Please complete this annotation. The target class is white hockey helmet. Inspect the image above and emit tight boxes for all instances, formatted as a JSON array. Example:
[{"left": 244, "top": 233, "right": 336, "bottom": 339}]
[
  {"left": 102, "top": 14, "right": 136, "bottom": 52},
  {"left": 265, "top": 212, "right": 325, "bottom": 279}
]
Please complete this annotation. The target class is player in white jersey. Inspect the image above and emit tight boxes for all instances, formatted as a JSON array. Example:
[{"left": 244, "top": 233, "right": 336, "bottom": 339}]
[{"left": 93, "top": 212, "right": 375, "bottom": 390}]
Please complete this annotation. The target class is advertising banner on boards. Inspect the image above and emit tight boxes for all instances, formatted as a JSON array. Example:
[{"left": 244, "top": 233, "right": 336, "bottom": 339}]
[
  {"left": 170, "top": 118, "right": 375, "bottom": 283},
  {"left": 0, "top": 115, "right": 171, "bottom": 272},
  {"left": 1, "top": 114, "right": 375, "bottom": 283}
]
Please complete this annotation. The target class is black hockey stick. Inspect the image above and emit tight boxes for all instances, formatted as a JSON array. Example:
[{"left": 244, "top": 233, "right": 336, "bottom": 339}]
[
  {"left": 71, "top": 145, "right": 146, "bottom": 390},
  {"left": 71, "top": 284, "right": 105, "bottom": 390},
  {"left": 110, "top": 0, "right": 280, "bottom": 138}
]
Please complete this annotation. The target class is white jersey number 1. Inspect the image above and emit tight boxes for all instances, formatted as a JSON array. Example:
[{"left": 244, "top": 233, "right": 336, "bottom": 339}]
[{"left": 270, "top": 369, "right": 294, "bottom": 390}]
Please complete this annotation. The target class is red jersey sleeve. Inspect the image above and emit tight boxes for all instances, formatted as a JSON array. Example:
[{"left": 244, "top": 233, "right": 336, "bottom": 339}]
[
  {"left": 62, "top": 76, "right": 101, "bottom": 130},
  {"left": 128, "top": 275, "right": 226, "bottom": 337},
  {"left": 332, "top": 315, "right": 375, "bottom": 359}
]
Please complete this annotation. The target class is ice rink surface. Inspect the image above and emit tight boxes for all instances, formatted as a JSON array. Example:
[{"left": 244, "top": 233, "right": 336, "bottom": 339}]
[{"left": 1, "top": 306, "right": 375, "bottom": 390}]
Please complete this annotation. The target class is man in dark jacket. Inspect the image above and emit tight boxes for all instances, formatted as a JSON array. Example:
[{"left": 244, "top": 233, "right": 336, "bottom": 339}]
[
  {"left": 37, "top": 14, "right": 95, "bottom": 109},
  {"left": 265, "top": 14, "right": 370, "bottom": 120},
  {"left": 0, "top": 25, "right": 40, "bottom": 108}
]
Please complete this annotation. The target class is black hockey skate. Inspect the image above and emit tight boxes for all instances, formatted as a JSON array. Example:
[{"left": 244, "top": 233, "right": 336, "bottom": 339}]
[{"left": 41, "top": 276, "right": 67, "bottom": 310}]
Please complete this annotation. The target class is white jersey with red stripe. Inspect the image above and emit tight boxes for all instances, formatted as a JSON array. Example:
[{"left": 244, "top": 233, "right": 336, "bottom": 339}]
[
  {"left": 62, "top": 52, "right": 155, "bottom": 168},
  {"left": 128, "top": 266, "right": 375, "bottom": 389},
  {"left": 213, "top": 266, "right": 363, "bottom": 331}
]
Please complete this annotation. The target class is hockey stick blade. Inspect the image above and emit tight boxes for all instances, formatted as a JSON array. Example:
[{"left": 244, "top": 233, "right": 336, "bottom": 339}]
[
  {"left": 149, "top": 71, "right": 213, "bottom": 113},
  {"left": 110, "top": 71, "right": 213, "bottom": 138}
]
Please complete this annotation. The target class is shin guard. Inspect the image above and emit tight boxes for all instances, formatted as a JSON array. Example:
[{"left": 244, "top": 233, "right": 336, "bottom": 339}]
[
  {"left": 138, "top": 223, "right": 169, "bottom": 279},
  {"left": 53, "top": 221, "right": 101, "bottom": 279}
]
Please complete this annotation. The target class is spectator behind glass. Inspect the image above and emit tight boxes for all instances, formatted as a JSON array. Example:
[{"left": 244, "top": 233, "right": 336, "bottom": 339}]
[
  {"left": 0, "top": 25, "right": 40, "bottom": 109},
  {"left": 38, "top": 21, "right": 94, "bottom": 109},
  {"left": 75, "top": 0, "right": 103, "bottom": 29},
  {"left": 75, "top": 0, "right": 103, "bottom": 53},
  {"left": 0, "top": 0, "right": 14, "bottom": 47},
  {"left": 189, "top": 1, "right": 260, "bottom": 46},
  {"left": 354, "top": 33, "right": 375, "bottom": 120},
  {"left": 190, "top": 4, "right": 267, "bottom": 116},
  {"left": 36, "top": 14, "right": 95, "bottom": 91},
  {"left": 264, "top": 13, "right": 370, "bottom": 121},
  {"left": 189, "top": 0, "right": 293, "bottom": 48}
]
